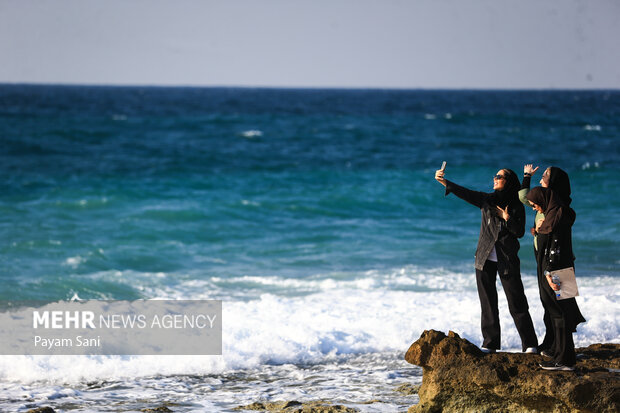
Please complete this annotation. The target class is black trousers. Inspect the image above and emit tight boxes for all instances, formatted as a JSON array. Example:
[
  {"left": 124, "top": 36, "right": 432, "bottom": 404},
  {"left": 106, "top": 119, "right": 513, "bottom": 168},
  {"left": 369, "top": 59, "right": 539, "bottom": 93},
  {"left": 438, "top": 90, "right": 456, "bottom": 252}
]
[
  {"left": 539, "top": 311, "right": 555, "bottom": 351},
  {"left": 476, "top": 260, "right": 538, "bottom": 350},
  {"left": 533, "top": 248, "right": 555, "bottom": 352},
  {"left": 538, "top": 270, "right": 577, "bottom": 366}
]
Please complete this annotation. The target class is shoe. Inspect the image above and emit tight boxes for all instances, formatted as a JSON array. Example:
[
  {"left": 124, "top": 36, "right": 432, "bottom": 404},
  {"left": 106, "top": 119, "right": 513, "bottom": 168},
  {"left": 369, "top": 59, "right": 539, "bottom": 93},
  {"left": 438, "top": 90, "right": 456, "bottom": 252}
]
[
  {"left": 524, "top": 347, "right": 538, "bottom": 354},
  {"left": 480, "top": 347, "right": 496, "bottom": 354},
  {"left": 540, "top": 350, "right": 553, "bottom": 358},
  {"left": 539, "top": 361, "right": 574, "bottom": 371}
]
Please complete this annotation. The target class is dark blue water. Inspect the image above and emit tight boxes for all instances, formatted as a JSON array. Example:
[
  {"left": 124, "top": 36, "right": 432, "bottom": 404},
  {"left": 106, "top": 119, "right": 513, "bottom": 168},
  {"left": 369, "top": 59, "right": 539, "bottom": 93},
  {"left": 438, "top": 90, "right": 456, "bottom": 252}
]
[{"left": 1, "top": 85, "right": 619, "bottom": 301}]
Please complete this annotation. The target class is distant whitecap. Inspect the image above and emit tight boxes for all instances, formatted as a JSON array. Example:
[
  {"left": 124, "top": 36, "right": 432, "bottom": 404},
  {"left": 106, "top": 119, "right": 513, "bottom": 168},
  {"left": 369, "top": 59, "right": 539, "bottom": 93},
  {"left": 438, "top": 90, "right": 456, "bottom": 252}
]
[
  {"left": 240, "top": 130, "right": 263, "bottom": 138},
  {"left": 581, "top": 161, "right": 600, "bottom": 170},
  {"left": 584, "top": 124, "right": 602, "bottom": 131},
  {"left": 65, "top": 256, "right": 84, "bottom": 268}
]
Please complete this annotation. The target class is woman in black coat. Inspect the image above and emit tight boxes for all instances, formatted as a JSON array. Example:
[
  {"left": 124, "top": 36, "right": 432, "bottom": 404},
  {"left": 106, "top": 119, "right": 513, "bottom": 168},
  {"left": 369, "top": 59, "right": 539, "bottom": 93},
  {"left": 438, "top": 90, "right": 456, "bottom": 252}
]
[
  {"left": 526, "top": 186, "right": 585, "bottom": 371},
  {"left": 435, "top": 167, "right": 538, "bottom": 353},
  {"left": 521, "top": 166, "right": 586, "bottom": 356}
]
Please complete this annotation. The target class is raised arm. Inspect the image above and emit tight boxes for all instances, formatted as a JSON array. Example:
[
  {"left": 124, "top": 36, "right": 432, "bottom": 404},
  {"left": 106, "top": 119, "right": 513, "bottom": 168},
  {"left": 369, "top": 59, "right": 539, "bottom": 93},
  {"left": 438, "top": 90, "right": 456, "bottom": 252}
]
[
  {"left": 445, "top": 180, "right": 488, "bottom": 209},
  {"left": 435, "top": 167, "right": 487, "bottom": 208},
  {"left": 519, "top": 164, "right": 539, "bottom": 206}
]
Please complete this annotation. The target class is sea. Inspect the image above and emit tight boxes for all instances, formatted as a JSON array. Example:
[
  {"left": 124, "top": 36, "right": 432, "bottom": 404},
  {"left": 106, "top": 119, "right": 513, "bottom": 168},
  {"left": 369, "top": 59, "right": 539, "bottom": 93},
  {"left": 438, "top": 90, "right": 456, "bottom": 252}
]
[{"left": 0, "top": 85, "right": 618, "bottom": 412}]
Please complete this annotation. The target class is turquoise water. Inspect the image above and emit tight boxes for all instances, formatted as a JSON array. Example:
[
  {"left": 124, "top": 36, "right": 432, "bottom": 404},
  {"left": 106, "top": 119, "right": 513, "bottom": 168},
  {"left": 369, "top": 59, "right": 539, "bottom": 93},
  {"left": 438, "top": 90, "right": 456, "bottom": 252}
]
[{"left": 1, "top": 86, "right": 618, "bottom": 302}]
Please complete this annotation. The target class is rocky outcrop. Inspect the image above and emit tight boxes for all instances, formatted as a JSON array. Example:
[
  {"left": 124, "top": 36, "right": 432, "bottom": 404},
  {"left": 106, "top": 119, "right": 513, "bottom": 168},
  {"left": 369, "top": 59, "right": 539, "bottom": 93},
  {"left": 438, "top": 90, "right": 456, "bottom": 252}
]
[
  {"left": 405, "top": 330, "right": 619, "bottom": 413},
  {"left": 234, "top": 400, "right": 358, "bottom": 412}
]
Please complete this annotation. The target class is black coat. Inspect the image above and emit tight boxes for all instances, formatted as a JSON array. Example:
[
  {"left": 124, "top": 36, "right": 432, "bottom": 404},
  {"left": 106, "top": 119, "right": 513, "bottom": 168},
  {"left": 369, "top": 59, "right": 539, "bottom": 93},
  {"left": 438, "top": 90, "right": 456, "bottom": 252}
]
[
  {"left": 537, "top": 207, "right": 576, "bottom": 273},
  {"left": 445, "top": 180, "right": 525, "bottom": 275},
  {"left": 535, "top": 206, "right": 585, "bottom": 331}
]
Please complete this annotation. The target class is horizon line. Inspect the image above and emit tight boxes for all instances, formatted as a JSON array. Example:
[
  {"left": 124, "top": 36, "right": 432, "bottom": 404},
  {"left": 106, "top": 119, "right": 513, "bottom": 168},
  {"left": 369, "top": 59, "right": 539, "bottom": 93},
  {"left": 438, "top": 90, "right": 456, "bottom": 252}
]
[{"left": 1, "top": 81, "right": 619, "bottom": 93}]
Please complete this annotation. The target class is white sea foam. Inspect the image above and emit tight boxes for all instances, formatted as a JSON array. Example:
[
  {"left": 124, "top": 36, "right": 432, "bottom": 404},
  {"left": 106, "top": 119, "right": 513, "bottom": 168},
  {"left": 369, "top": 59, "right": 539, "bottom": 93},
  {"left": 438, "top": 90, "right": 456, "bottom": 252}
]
[
  {"left": 0, "top": 273, "right": 617, "bottom": 412},
  {"left": 240, "top": 130, "right": 263, "bottom": 138},
  {"left": 581, "top": 161, "right": 600, "bottom": 170},
  {"left": 0, "top": 352, "right": 417, "bottom": 412},
  {"left": 64, "top": 256, "right": 85, "bottom": 268},
  {"left": 583, "top": 124, "right": 602, "bottom": 131},
  {"left": 0, "top": 273, "right": 617, "bottom": 386},
  {"left": 63, "top": 249, "right": 105, "bottom": 269}
]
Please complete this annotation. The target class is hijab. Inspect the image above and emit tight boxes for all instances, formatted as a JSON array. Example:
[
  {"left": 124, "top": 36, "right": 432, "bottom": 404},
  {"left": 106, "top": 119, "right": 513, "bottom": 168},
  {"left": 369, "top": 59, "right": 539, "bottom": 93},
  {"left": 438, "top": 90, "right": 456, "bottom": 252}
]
[
  {"left": 548, "top": 166, "right": 572, "bottom": 206},
  {"left": 526, "top": 186, "right": 563, "bottom": 234},
  {"left": 490, "top": 168, "right": 520, "bottom": 208}
]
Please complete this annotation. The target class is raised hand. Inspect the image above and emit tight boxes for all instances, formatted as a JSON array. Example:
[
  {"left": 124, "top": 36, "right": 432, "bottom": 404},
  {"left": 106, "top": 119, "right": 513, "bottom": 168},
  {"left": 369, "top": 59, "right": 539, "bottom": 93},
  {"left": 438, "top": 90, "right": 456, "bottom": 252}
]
[{"left": 524, "top": 164, "right": 539, "bottom": 175}]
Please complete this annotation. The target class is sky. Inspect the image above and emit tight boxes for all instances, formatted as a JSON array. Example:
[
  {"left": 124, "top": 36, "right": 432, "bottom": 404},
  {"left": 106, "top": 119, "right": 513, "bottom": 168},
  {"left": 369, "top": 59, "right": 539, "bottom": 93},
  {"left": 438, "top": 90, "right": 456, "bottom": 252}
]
[{"left": 1, "top": 0, "right": 619, "bottom": 89}]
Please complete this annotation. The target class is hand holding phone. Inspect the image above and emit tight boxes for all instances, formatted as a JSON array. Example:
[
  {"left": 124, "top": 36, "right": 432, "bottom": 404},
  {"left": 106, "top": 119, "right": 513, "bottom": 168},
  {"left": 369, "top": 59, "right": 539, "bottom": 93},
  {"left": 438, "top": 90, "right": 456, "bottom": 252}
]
[{"left": 435, "top": 161, "right": 447, "bottom": 186}]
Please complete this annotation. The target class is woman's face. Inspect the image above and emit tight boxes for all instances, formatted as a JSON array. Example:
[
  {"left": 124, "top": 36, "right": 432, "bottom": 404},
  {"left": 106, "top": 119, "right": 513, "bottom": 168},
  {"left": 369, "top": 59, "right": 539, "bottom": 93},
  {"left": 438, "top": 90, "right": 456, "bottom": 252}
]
[
  {"left": 531, "top": 202, "right": 544, "bottom": 213},
  {"left": 493, "top": 170, "right": 506, "bottom": 190},
  {"left": 540, "top": 168, "right": 550, "bottom": 188}
]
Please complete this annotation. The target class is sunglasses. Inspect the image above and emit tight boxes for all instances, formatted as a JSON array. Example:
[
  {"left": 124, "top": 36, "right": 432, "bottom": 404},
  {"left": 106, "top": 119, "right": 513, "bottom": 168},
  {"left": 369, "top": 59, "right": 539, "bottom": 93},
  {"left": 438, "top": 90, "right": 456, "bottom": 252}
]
[{"left": 493, "top": 174, "right": 506, "bottom": 180}]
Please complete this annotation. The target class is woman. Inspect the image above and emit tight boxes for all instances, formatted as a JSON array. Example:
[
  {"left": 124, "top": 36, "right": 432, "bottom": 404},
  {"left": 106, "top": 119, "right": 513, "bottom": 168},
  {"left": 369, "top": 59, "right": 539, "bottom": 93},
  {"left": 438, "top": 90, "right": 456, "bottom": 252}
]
[
  {"left": 526, "top": 186, "right": 584, "bottom": 371},
  {"left": 435, "top": 167, "right": 538, "bottom": 353},
  {"left": 519, "top": 166, "right": 585, "bottom": 355}
]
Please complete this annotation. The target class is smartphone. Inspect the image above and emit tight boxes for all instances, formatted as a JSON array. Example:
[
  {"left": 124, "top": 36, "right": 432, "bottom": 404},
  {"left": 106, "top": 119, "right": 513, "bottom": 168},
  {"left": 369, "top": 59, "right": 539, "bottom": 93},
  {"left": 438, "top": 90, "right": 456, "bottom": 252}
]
[{"left": 441, "top": 161, "right": 447, "bottom": 171}]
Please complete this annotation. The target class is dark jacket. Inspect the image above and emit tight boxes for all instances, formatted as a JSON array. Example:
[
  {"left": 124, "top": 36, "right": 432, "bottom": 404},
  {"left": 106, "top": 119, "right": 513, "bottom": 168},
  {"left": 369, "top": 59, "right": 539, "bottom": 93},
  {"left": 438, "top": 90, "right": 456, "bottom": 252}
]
[
  {"left": 535, "top": 205, "right": 585, "bottom": 331},
  {"left": 445, "top": 180, "right": 525, "bottom": 274},
  {"left": 538, "top": 208, "right": 576, "bottom": 273}
]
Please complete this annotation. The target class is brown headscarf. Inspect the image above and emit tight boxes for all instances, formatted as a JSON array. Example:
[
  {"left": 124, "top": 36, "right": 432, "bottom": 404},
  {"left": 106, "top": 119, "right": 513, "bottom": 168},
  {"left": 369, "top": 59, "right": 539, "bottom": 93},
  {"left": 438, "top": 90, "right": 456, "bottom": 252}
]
[
  {"left": 548, "top": 166, "right": 572, "bottom": 206},
  {"left": 525, "top": 187, "right": 563, "bottom": 234}
]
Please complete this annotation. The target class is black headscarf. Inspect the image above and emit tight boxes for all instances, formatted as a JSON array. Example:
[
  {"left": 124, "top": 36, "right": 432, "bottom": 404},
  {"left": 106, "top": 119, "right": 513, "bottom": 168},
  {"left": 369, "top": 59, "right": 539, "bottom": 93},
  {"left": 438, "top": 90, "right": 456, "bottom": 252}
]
[
  {"left": 490, "top": 168, "right": 520, "bottom": 208},
  {"left": 526, "top": 186, "right": 563, "bottom": 234},
  {"left": 548, "top": 166, "right": 572, "bottom": 206}
]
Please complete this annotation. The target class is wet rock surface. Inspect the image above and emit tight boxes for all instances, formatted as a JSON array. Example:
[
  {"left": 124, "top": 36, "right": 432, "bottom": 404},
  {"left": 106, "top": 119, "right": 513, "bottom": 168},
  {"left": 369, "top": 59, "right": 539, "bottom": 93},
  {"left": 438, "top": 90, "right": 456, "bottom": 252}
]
[
  {"left": 25, "top": 408, "right": 57, "bottom": 413},
  {"left": 405, "top": 329, "right": 620, "bottom": 413},
  {"left": 234, "top": 400, "right": 359, "bottom": 412}
]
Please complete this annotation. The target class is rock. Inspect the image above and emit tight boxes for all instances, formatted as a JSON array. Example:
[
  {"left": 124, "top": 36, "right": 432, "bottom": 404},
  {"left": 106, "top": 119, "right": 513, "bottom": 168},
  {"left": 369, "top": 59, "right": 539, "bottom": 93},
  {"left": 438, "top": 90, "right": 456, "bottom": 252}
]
[
  {"left": 26, "top": 408, "right": 56, "bottom": 413},
  {"left": 234, "top": 400, "right": 358, "bottom": 412},
  {"left": 141, "top": 407, "right": 173, "bottom": 412},
  {"left": 404, "top": 329, "right": 620, "bottom": 413},
  {"left": 395, "top": 383, "right": 421, "bottom": 395}
]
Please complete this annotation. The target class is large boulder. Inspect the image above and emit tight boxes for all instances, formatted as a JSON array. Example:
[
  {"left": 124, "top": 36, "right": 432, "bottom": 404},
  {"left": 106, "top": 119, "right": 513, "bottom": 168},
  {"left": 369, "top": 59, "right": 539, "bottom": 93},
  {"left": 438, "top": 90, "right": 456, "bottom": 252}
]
[{"left": 405, "top": 330, "right": 619, "bottom": 413}]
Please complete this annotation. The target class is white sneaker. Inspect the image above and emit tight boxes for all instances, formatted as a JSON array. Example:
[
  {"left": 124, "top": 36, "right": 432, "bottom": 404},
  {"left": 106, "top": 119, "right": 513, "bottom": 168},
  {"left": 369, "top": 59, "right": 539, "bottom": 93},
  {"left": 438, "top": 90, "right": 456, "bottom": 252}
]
[
  {"left": 480, "top": 347, "right": 496, "bottom": 354},
  {"left": 524, "top": 347, "right": 538, "bottom": 354},
  {"left": 539, "top": 361, "right": 575, "bottom": 371}
]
